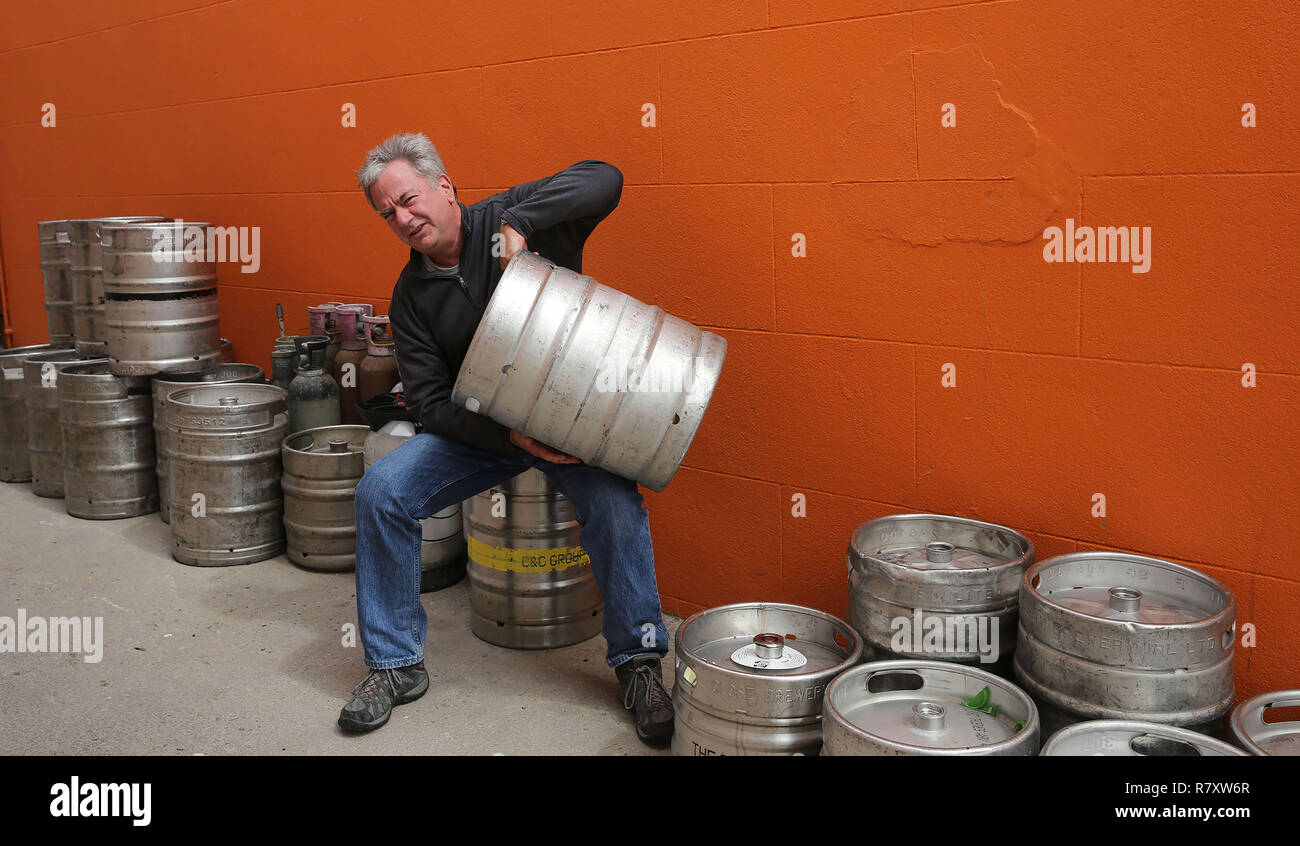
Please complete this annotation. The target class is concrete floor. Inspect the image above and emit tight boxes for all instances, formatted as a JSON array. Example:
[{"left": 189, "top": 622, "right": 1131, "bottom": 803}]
[{"left": 0, "top": 481, "right": 679, "bottom": 756}]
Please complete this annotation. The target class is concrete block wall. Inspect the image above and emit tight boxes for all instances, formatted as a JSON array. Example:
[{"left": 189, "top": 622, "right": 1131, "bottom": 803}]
[{"left": 1, "top": 0, "right": 1296, "bottom": 699}]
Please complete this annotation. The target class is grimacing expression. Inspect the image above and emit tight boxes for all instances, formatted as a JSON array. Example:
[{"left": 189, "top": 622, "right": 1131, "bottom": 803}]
[{"left": 371, "top": 159, "right": 459, "bottom": 258}]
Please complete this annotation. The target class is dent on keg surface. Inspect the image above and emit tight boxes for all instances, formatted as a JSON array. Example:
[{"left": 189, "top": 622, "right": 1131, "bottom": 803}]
[
  {"left": 38, "top": 220, "right": 75, "bottom": 344},
  {"left": 452, "top": 250, "right": 727, "bottom": 492},
  {"left": 282, "top": 425, "right": 369, "bottom": 573},
  {"left": 2, "top": 344, "right": 70, "bottom": 482},
  {"left": 1041, "top": 720, "right": 1247, "bottom": 756},
  {"left": 1014, "top": 552, "right": 1236, "bottom": 737},
  {"left": 847, "top": 513, "right": 1033, "bottom": 667},
  {"left": 463, "top": 468, "right": 601, "bottom": 649},
  {"left": 822, "top": 659, "right": 1040, "bottom": 756},
  {"left": 23, "top": 349, "right": 94, "bottom": 497},
  {"left": 1230, "top": 690, "right": 1300, "bottom": 756},
  {"left": 672, "top": 602, "right": 862, "bottom": 756},
  {"left": 166, "top": 383, "right": 288, "bottom": 566},
  {"left": 153, "top": 364, "right": 265, "bottom": 524}
]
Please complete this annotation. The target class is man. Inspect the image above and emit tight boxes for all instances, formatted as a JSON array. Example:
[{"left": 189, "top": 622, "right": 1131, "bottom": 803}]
[{"left": 340, "top": 132, "right": 673, "bottom": 745}]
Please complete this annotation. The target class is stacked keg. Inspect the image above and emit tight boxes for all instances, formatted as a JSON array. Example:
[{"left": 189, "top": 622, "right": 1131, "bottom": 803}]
[
  {"left": 69, "top": 216, "right": 170, "bottom": 358},
  {"left": 463, "top": 468, "right": 602, "bottom": 648},
  {"left": 37, "top": 221, "right": 75, "bottom": 345}
]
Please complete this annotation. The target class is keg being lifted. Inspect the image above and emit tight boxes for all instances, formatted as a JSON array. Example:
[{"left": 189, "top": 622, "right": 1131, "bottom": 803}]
[
  {"left": 101, "top": 220, "right": 221, "bottom": 375},
  {"left": 1230, "top": 690, "right": 1300, "bottom": 756},
  {"left": 1014, "top": 552, "right": 1237, "bottom": 738},
  {"left": 58, "top": 362, "right": 157, "bottom": 519},
  {"left": 847, "top": 513, "right": 1033, "bottom": 674},
  {"left": 282, "top": 425, "right": 370, "bottom": 572},
  {"left": 68, "top": 216, "right": 170, "bottom": 357},
  {"left": 822, "top": 659, "right": 1040, "bottom": 756},
  {"left": 672, "top": 602, "right": 862, "bottom": 756},
  {"left": 153, "top": 364, "right": 265, "bottom": 524},
  {"left": 2, "top": 344, "right": 72, "bottom": 482},
  {"left": 23, "top": 349, "right": 97, "bottom": 497},
  {"left": 166, "top": 384, "right": 288, "bottom": 566},
  {"left": 452, "top": 251, "right": 727, "bottom": 492},
  {"left": 37, "top": 220, "right": 75, "bottom": 345},
  {"left": 1040, "top": 720, "right": 1247, "bottom": 756},
  {"left": 463, "top": 468, "right": 602, "bottom": 649}
]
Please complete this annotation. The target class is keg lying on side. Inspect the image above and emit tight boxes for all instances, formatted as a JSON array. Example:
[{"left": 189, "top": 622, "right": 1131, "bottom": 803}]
[
  {"left": 2, "top": 344, "right": 69, "bottom": 482},
  {"left": 23, "top": 349, "right": 97, "bottom": 497},
  {"left": 673, "top": 602, "right": 863, "bottom": 756},
  {"left": 153, "top": 364, "right": 265, "bottom": 523},
  {"left": 1230, "top": 690, "right": 1300, "bottom": 756},
  {"left": 166, "top": 384, "right": 288, "bottom": 566},
  {"left": 58, "top": 363, "right": 157, "bottom": 519},
  {"left": 362, "top": 420, "right": 466, "bottom": 592},
  {"left": 463, "top": 468, "right": 602, "bottom": 649},
  {"left": 282, "top": 425, "right": 370, "bottom": 572},
  {"left": 822, "top": 659, "right": 1040, "bottom": 756},
  {"left": 69, "top": 216, "right": 170, "bottom": 357},
  {"left": 1041, "top": 720, "right": 1246, "bottom": 756},
  {"left": 1014, "top": 552, "right": 1237, "bottom": 738},
  {"left": 452, "top": 251, "right": 727, "bottom": 492},
  {"left": 847, "top": 513, "right": 1033, "bottom": 674},
  {"left": 38, "top": 220, "right": 75, "bottom": 345},
  {"left": 101, "top": 220, "right": 221, "bottom": 375}
]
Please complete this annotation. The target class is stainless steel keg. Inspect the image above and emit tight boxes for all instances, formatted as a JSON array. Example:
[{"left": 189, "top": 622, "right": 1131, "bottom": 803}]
[
  {"left": 152, "top": 364, "right": 265, "bottom": 524},
  {"left": 464, "top": 468, "right": 602, "bottom": 649},
  {"left": 1230, "top": 690, "right": 1300, "bottom": 756},
  {"left": 23, "top": 349, "right": 96, "bottom": 497},
  {"left": 1041, "top": 720, "right": 1247, "bottom": 756},
  {"left": 38, "top": 220, "right": 75, "bottom": 344},
  {"left": 1014, "top": 552, "right": 1237, "bottom": 737},
  {"left": 2, "top": 344, "right": 68, "bottom": 482},
  {"left": 282, "top": 424, "right": 369, "bottom": 572},
  {"left": 822, "top": 659, "right": 1040, "bottom": 756},
  {"left": 847, "top": 513, "right": 1033, "bottom": 673},
  {"left": 101, "top": 220, "right": 221, "bottom": 375},
  {"left": 452, "top": 250, "right": 727, "bottom": 491},
  {"left": 166, "top": 383, "right": 288, "bottom": 565},
  {"left": 58, "top": 362, "right": 157, "bottom": 519},
  {"left": 68, "top": 216, "right": 170, "bottom": 357},
  {"left": 672, "top": 602, "right": 863, "bottom": 755},
  {"left": 361, "top": 420, "right": 466, "bottom": 592}
]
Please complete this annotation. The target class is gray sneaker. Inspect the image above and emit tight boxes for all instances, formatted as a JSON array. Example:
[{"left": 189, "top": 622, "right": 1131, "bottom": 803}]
[
  {"left": 615, "top": 655, "right": 674, "bottom": 746},
  {"left": 338, "top": 664, "right": 429, "bottom": 733}
]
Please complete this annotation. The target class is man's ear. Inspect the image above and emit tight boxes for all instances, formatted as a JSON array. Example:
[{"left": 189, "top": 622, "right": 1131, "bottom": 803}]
[{"left": 439, "top": 173, "right": 457, "bottom": 200}]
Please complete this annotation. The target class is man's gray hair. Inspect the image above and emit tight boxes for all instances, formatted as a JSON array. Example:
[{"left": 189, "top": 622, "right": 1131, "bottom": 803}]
[{"left": 356, "top": 132, "right": 453, "bottom": 208}]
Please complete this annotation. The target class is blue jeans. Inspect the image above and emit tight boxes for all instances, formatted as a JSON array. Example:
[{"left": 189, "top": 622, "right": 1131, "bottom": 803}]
[{"left": 353, "top": 432, "right": 669, "bottom": 670}]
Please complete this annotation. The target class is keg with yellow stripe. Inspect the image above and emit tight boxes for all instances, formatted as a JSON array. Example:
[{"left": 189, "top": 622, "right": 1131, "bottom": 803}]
[{"left": 463, "top": 468, "right": 603, "bottom": 649}]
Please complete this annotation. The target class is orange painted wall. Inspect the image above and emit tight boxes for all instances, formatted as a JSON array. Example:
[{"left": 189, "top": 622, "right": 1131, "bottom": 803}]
[{"left": 1, "top": 1, "right": 1296, "bottom": 699}]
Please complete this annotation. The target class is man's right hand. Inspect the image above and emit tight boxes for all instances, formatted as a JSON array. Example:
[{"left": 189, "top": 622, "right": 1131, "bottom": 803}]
[{"left": 509, "top": 429, "right": 581, "bottom": 464}]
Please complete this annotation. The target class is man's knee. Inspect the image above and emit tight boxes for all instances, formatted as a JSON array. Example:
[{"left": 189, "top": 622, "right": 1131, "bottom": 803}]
[{"left": 355, "top": 461, "right": 402, "bottom": 514}]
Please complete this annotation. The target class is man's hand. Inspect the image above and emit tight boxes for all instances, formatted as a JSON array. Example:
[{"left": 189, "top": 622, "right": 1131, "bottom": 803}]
[
  {"left": 499, "top": 222, "right": 527, "bottom": 270},
  {"left": 509, "top": 429, "right": 581, "bottom": 464}
]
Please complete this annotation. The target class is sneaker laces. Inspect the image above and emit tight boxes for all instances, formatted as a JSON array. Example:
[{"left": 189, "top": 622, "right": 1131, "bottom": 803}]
[
  {"left": 353, "top": 669, "right": 397, "bottom": 701},
  {"left": 624, "top": 664, "right": 669, "bottom": 711}
]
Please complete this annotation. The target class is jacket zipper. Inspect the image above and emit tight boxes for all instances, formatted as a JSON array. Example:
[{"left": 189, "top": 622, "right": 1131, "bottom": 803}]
[{"left": 456, "top": 275, "right": 480, "bottom": 310}]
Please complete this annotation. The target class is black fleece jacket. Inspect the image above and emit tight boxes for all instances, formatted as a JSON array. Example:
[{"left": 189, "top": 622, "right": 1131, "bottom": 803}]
[{"left": 387, "top": 160, "right": 623, "bottom": 453}]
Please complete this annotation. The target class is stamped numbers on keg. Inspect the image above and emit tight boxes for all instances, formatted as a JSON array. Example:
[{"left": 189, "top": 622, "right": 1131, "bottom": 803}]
[
  {"left": 340, "top": 623, "right": 356, "bottom": 647},
  {"left": 41, "top": 363, "right": 58, "bottom": 387},
  {"left": 941, "top": 363, "right": 956, "bottom": 387},
  {"left": 1241, "top": 363, "right": 1255, "bottom": 387},
  {"left": 42, "top": 102, "right": 56, "bottom": 127},
  {"left": 791, "top": 233, "right": 806, "bottom": 258},
  {"left": 1241, "top": 103, "right": 1256, "bottom": 127},
  {"left": 941, "top": 103, "right": 956, "bottom": 127},
  {"left": 191, "top": 492, "right": 206, "bottom": 518},
  {"left": 490, "top": 491, "right": 506, "bottom": 518},
  {"left": 790, "top": 492, "right": 806, "bottom": 518},
  {"left": 1091, "top": 492, "right": 1106, "bottom": 518},
  {"left": 340, "top": 102, "right": 356, "bottom": 128},
  {"left": 340, "top": 362, "right": 357, "bottom": 389},
  {"left": 640, "top": 103, "right": 656, "bottom": 128}
]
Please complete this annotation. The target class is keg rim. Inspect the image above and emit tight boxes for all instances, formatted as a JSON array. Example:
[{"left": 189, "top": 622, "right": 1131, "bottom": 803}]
[
  {"left": 1022, "top": 551, "right": 1236, "bottom": 630},
  {"left": 0, "top": 343, "right": 74, "bottom": 363},
  {"left": 283, "top": 424, "right": 372, "bottom": 456},
  {"left": 824, "top": 658, "right": 1040, "bottom": 755},
  {"left": 1229, "top": 688, "right": 1300, "bottom": 756},
  {"left": 1041, "top": 719, "right": 1248, "bottom": 757},
  {"left": 151, "top": 363, "right": 265, "bottom": 391},
  {"left": 675, "top": 601, "right": 864, "bottom": 684},
  {"left": 847, "top": 512, "right": 1035, "bottom": 575}
]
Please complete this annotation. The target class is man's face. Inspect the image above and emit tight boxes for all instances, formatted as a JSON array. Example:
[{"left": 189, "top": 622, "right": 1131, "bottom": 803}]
[{"left": 369, "top": 159, "right": 460, "bottom": 259}]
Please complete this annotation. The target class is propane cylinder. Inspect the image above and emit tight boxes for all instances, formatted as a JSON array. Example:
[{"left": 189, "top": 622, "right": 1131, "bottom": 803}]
[
  {"left": 287, "top": 340, "right": 340, "bottom": 434},
  {"left": 331, "top": 305, "right": 369, "bottom": 424},
  {"left": 358, "top": 315, "right": 400, "bottom": 407},
  {"left": 308, "top": 304, "right": 341, "bottom": 373}
]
